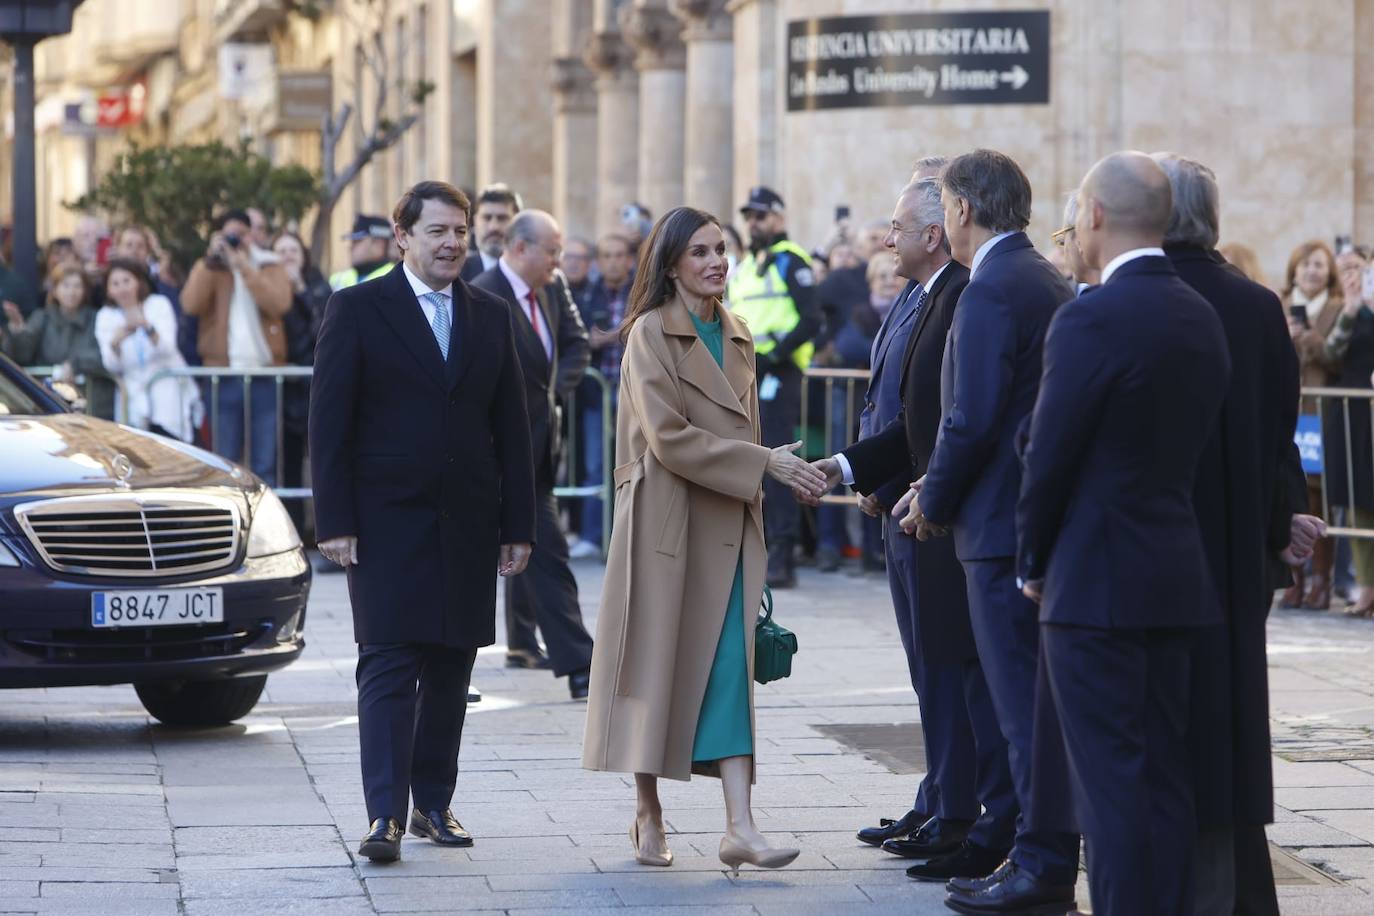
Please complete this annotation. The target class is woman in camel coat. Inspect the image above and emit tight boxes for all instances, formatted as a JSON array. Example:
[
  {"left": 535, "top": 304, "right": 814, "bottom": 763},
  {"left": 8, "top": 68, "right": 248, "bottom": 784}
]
[{"left": 582, "top": 207, "right": 827, "bottom": 873}]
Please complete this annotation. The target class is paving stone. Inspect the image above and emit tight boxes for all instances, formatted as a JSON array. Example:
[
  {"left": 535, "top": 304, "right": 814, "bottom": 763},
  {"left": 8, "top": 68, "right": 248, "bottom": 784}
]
[{"left": 179, "top": 867, "right": 364, "bottom": 900}]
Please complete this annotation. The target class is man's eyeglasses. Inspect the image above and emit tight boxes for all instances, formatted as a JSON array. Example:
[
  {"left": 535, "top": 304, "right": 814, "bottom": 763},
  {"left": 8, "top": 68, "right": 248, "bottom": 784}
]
[{"left": 1051, "top": 226, "right": 1075, "bottom": 248}]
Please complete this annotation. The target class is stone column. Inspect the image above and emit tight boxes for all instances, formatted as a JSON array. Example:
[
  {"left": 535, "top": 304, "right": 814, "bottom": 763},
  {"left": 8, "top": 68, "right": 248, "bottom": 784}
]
[
  {"left": 621, "top": 2, "right": 686, "bottom": 222},
  {"left": 552, "top": 1, "right": 598, "bottom": 241},
  {"left": 476, "top": 0, "right": 554, "bottom": 207},
  {"left": 583, "top": 28, "right": 639, "bottom": 239},
  {"left": 726, "top": 0, "right": 778, "bottom": 216},
  {"left": 672, "top": 0, "right": 733, "bottom": 221}
]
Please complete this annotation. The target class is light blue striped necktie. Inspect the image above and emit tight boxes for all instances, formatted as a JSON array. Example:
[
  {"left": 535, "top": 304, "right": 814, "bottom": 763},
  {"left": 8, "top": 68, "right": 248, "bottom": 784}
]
[{"left": 424, "top": 291, "right": 451, "bottom": 360}]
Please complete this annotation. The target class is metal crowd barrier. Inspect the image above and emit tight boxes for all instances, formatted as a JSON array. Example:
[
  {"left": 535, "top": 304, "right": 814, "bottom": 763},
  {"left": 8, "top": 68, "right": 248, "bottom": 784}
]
[
  {"left": 134, "top": 365, "right": 616, "bottom": 556},
  {"left": 1304, "top": 386, "right": 1374, "bottom": 540},
  {"left": 801, "top": 367, "right": 870, "bottom": 506},
  {"left": 26, "top": 364, "right": 128, "bottom": 425},
  {"left": 146, "top": 366, "right": 314, "bottom": 501},
  {"left": 800, "top": 373, "right": 1374, "bottom": 539}
]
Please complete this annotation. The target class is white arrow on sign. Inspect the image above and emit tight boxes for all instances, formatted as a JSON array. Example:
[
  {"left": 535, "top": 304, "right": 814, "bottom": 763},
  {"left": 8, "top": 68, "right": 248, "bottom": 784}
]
[{"left": 999, "top": 65, "right": 1030, "bottom": 90}]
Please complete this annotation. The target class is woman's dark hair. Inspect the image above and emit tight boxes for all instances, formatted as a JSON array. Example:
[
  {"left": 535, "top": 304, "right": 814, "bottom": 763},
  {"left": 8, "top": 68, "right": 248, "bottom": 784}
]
[
  {"left": 393, "top": 181, "right": 472, "bottom": 233},
  {"left": 104, "top": 257, "right": 153, "bottom": 302},
  {"left": 215, "top": 209, "right": 251, "bottom": 231},
  {"left": 619, "top": 207, "right": 721, "bottom": 345},
  {"left": 271, "top": 229, "right": 314, "bottom": 276}
]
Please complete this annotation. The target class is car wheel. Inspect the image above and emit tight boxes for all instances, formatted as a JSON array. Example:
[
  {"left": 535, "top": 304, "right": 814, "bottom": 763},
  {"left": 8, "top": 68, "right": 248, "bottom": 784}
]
[{"left": 134, "top": 675, "right": 268, "bottom": 727}]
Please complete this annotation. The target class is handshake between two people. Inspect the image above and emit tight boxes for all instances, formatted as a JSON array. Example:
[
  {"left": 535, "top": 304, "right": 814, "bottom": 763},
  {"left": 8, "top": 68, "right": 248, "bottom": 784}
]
[{"left": 789, "top": 460, "right": 947, "bottom": 540}]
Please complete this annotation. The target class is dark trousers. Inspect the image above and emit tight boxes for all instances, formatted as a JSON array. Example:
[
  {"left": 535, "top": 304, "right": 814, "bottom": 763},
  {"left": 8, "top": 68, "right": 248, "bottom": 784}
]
[
  {"left": 759, "top": 366, "right": 802, "bottom": 574},
  {"left": 963, "top": 558, "right": 1080, "bottom": 882},
  {"left": 884, "top": 520, "right": 1014, "bottom": 847},
  {"left": 356, "top": 642, "right": 478, "bottom": 824},
  {"left": 1042, "top": 623, "right": 1197, "bottom": 916},
  {"left": 504, "top": 487, "right": 594, "bottom": 676}
]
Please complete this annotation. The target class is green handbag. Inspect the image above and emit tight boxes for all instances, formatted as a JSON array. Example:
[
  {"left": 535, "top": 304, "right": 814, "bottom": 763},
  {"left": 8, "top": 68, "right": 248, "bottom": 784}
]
[{"left": 753, "top": 585, "right": 798, "bottom": 684}]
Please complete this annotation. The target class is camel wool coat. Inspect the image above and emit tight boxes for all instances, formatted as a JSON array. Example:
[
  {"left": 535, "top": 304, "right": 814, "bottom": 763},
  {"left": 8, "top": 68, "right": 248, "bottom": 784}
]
[{"left": 582, "top": 299, "right": 771, "bottom": 782}]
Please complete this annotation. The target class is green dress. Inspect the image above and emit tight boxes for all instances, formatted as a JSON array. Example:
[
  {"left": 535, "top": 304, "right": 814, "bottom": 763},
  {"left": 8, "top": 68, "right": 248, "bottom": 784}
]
[{"left": 687, "top": 308, "right": 754, "bottom": 763}]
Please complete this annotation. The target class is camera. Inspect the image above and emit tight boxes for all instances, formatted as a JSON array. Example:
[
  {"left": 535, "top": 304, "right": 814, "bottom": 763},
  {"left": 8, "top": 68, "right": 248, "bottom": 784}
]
[{"left": 224, "top": 234, "right": 243, "bottom": 249}]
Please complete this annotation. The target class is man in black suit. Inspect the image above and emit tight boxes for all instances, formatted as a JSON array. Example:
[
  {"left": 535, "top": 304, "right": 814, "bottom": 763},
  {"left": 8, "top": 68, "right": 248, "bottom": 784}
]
[
  {"left": 808, "top": 176, "right": 1016, "bottom": 867},
  {"left": 897, "top": 149, "right": 1080, "bottom": 904},
  {"left": 309, "top": 181, "right": 535, "bottom": 862},
  {"left": 1153, "top": 152, "right": 1324, "bottom": 916},
  {"left": 460, "top": 184, "right": 521, "bottom": 283},
  {"left": 472, "top": 210, "right": 595, "bottom": 698},
  {"left": 1016, "top": 152, "right": 1232, "bottom": 916}
]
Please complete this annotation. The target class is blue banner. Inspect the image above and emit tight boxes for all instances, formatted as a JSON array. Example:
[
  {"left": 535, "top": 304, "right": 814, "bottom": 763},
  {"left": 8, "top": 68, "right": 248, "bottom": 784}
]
[{"left": 1296, "top": 414, "right": 1322, "bottom": 474}]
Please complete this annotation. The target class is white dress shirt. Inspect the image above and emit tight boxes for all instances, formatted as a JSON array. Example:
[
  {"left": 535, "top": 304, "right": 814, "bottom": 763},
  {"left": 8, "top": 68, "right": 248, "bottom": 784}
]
[
  {"left": 1099, "top": 247, "right": 1167, "bottom": 285},
  {"left": 500, "top": 257, "right": 552, "bottom": 358},
  {"left": 969, "top": 231, "right": 1017, "bottom": 278},
  {"left": 834, "top": 260, "right": 954, "bottom": 487},
  {"left": 402, "top": 262, "right": 454, "bottom": 330}
]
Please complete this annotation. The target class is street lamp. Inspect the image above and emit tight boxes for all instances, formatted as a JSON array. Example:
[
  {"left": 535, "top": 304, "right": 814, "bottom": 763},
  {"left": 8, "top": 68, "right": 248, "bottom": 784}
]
[{"left": 1, "top": 0, "right": 83, "bottom": 294}]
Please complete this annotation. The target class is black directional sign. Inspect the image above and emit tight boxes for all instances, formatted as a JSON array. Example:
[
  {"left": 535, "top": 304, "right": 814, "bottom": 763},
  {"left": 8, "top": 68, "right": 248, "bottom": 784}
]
[{"left": 786, "top": 10, "right": 1051, "bottom": 111}]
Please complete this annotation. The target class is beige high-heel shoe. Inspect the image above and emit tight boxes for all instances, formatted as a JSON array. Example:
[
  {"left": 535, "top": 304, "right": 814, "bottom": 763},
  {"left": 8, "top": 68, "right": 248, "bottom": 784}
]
[
  {"left": 718, "top": 834, "right": 800, "bottom": 876},
  {"left": 630, "top": 819, "right": 673, "bottom": 867}
]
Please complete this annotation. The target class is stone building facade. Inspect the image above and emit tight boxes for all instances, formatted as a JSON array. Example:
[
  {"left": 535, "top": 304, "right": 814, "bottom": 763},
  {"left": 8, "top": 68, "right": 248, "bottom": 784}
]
[{"left": 4, "top": 0, "right": 1372, "bottom": 279}]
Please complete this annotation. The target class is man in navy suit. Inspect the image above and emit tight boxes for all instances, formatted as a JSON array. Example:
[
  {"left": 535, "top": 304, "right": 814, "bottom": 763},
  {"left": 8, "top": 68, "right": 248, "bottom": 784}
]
[
  {"left": 1017, "top": 152, "right": 1232, "bottom": 916},
  {"left": 897, "top": 149, "right": 1080, "bottom": 907},
  {"left": 471, "top": 211, "right": 595, "bottom": 700},
  {"left": 808, "top": 172, "right": 1015, "bottom": 866},
  {"left": 310, "top": 181, "right": 536, "bottom": 862}
]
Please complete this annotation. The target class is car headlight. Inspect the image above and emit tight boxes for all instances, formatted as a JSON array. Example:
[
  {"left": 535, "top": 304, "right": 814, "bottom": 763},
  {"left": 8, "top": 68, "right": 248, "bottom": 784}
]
[
  {"left": 247, "top": 489, "right": 302, "bottom": 558},
  {"left": 0, "top": 541, "right": 19, "bottom": 567}
]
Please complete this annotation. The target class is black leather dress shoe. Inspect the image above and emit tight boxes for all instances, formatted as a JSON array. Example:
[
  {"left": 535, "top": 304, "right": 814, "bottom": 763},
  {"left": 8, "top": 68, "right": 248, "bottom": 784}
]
[
  {"left": 856, "top": 808, "right": 928, "bottom": 847},
  {"left": 467, "top": 686, "right": 482, "bottom": 704},
  {"left": 947, "top": 858, "right": 1014, "bottom": 895},
  {"left": 906, "top": 841, "right": 1009, "bottom": 882},
  {"left": 358, "top": 817, "right": 402, "bottom": 862},
  {"left": 882, "top": 816, "right": 972, "bottom": 858},
  {"left": 568, "top": 668, "right": 591, "bottom": 700},
  {"left": 409, "top": 808, "right": 473, "bottom": 847},
  {"left": 943, "top": 859, "right": 1076, "bottom": 914},
  {"left": 506, "top": 649, "right": 552, "bottom": 669}
]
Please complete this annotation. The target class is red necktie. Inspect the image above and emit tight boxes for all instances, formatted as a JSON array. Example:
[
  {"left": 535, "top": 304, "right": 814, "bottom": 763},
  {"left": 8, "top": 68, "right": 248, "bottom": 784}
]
[{"left": 525, "top": 291, "right": 549, "bottom": 356}]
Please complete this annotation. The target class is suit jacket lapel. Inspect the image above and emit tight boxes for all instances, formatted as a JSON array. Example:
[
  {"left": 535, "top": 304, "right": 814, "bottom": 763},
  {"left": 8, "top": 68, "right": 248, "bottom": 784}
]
[
  {"left": 373, "top": 266, "right": 446, "bottom": 388},
  {"left": 870, "top": 284, "right": 920, "bottom": 384},
  {"left": 446, "top": 279, "right": 477, "bottom": 389},
  {"left": 898, "top": 262, "right": 958, "bottom": 396},
  {"left": 534, "top": 286, "right": 557, "bottom": 377},
  {"left": 492, "top": 268, "right": 550, "bottom": 377}
]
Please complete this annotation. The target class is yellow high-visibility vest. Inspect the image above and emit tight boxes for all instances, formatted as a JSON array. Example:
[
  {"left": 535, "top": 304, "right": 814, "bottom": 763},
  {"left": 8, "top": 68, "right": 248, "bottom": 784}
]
[
  {"left": 329, "top": 261, "right": 395, "bottom": 291},
  {"left": 726, "top": 239, "right": 814, "bottom": 371}
]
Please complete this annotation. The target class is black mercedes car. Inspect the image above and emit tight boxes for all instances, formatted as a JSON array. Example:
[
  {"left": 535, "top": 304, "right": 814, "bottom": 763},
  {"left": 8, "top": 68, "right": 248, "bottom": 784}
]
[{"left": 0, "top": 354, "right": 310, "bottom": 726}]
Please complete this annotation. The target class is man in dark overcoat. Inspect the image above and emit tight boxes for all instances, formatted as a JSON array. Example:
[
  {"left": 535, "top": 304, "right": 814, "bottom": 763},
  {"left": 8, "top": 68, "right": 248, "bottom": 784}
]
[
  {"left": 1154, "top": 152, "right": 1320, "bottom": 915},
  {"left": 310, "top": 180, "right": 535, "bottom": 862}
]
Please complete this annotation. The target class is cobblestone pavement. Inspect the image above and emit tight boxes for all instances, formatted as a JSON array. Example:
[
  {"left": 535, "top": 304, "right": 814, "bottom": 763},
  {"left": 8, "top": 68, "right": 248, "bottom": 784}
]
[{"left": 1, "top": 558, "right": 1372, "bottom": 914}]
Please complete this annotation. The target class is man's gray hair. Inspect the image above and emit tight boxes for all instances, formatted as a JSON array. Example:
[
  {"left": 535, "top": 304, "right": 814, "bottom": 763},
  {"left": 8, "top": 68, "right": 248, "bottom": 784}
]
[
  {"left": 938, "top": 149, "right": 1032, "bottom": 234},
  {"left": 911, "top": 155, "right": 949, "bottom": 181},
  {"left": 1061, "top": 190, "right": 1078, "bottom": 230},
  {"left": 899, "top": 178, "right": 952, "bottom": 255},
  {"left": 1151, "top": 152, "right": 1220, "bottom": 249},
  {"left": 509, "top": 209, "right": 557, "bottom": 246}
]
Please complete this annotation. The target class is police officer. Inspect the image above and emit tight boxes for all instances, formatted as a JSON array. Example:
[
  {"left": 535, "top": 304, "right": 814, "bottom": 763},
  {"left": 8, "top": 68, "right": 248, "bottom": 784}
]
[
  {"left": 329, "top": 215, "right": 397, "bottom": 290},
  {"left": 728, "top": 186, "right": 822, "bottom": 588}
]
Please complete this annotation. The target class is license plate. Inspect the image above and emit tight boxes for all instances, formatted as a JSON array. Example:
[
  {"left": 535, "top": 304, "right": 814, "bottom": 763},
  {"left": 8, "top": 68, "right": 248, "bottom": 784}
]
[{"left": 91, "top": 588, "right": 224, "bottom": 628}]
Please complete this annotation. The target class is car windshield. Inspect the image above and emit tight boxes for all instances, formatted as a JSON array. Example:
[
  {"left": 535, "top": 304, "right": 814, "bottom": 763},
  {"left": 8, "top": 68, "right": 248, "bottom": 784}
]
[{"left": 0, "top": 371, "right": 50, "bottom": 417}]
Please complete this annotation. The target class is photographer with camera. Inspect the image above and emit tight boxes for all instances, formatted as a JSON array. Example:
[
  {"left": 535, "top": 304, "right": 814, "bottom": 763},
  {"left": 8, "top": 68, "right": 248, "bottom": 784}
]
[{"left": 181, "top": 209, "right": 293, "bottom": 483}]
